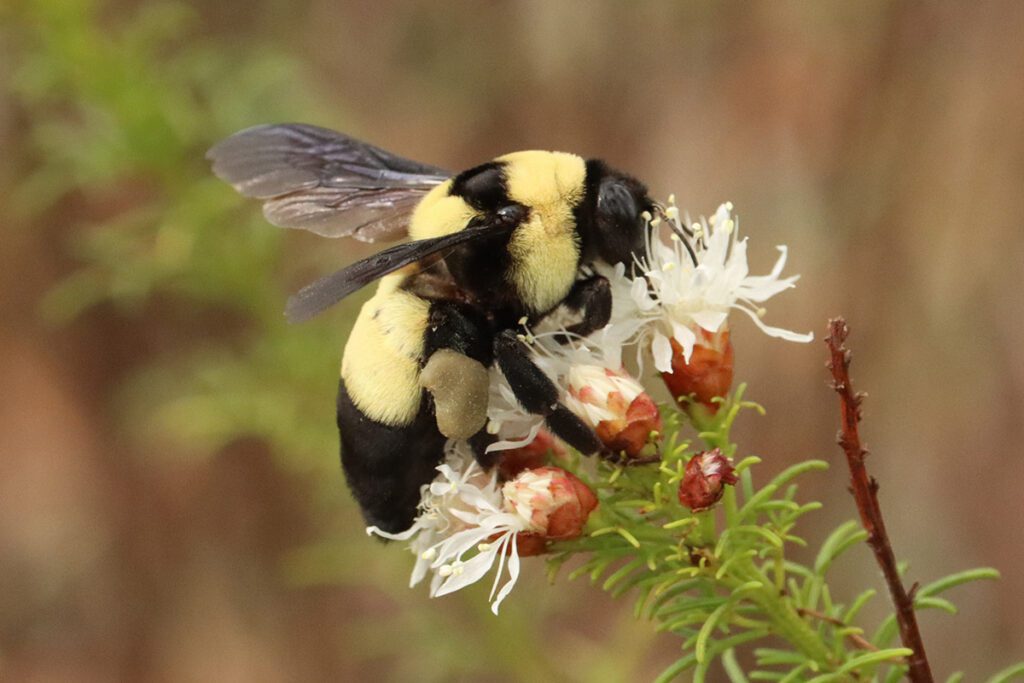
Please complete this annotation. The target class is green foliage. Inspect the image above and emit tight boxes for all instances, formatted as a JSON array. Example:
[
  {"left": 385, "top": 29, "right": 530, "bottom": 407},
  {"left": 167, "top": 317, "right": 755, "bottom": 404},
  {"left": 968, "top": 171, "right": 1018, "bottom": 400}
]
[
  {"left": 548, "top": 386, "right": 1005, "bottom": 681},
  {"left": 9, "top": 0, "right": 350, "bottom": 476}
]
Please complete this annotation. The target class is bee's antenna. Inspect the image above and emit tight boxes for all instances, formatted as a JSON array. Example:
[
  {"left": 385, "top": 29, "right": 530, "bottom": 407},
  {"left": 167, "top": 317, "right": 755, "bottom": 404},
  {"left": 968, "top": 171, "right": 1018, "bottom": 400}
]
[{"left": 654, "top": 204, "right": 699, "bottom": 268}]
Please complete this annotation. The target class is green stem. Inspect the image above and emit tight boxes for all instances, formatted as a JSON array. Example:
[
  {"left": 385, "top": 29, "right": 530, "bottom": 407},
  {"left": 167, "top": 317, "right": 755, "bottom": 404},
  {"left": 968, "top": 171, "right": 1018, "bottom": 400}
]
[
  {"left": 693, "top": 510, "right": 717, "bottom": 547},
  {"left": 732, "top": 558, "right": 833, "bottom": 669},
  {"left": 723, "top": 483, "right": 739, "bottom": 528}
]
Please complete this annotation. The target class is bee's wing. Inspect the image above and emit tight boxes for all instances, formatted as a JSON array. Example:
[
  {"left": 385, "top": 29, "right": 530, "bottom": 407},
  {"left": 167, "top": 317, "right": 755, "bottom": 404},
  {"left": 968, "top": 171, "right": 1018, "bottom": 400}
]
[
  {"left": 207, "top": 123, "right": 449, "bottom": 242},
  {"left": 285, "top": 218, "right": 515, "bottom": 323}
]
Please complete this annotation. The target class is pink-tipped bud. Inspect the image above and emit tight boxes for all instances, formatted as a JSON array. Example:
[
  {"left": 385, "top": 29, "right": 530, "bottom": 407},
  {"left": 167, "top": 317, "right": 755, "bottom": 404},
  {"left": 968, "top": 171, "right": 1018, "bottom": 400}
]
[
  {"left": 661, "top": 329, "right": 735, "bottom": 413},
  {"left": 677, "top": 448, "right": 738, "bottom": 512},
  {"left": 502, "top": 467, "right": 599, "bottom": 554},
  {"left": 564, "top": 365, "right": 663, "bottom": 458}
]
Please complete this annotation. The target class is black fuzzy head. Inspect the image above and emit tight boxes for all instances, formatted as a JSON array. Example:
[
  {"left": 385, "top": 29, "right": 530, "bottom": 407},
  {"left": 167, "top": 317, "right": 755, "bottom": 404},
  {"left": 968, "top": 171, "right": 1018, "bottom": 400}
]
[{"left": 577, "top": 160, "right": 653, "bottom": 268}]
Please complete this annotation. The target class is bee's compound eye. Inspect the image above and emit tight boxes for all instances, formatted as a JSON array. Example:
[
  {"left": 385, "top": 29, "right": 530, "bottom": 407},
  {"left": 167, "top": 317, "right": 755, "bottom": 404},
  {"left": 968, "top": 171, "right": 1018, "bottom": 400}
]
[
  {"left": 597, "top": 179, "right": 638, "bottom": 222},
  {"left": 595, "top": 177, "right": 646, "bottom": 265}
]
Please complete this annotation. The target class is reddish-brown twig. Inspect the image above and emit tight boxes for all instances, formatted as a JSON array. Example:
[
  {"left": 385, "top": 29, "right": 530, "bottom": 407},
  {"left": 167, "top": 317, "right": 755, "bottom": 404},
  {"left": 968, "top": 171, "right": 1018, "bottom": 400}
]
[{"left": 825, "top": 318, "right": 933, "bottom": 683}]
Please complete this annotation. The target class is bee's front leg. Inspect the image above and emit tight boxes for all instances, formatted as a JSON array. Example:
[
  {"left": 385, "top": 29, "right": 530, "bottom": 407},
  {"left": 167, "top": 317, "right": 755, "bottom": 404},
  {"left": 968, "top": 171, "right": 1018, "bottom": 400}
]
[{"left": 546, "top": 274, "right": 612, "bottom": 343}]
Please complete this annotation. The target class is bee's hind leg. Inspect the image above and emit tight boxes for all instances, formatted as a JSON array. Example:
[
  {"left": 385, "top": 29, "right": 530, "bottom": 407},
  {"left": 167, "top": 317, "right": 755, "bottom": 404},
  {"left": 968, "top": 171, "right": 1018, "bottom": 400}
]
[
  {"left": 420, "top": 301, "right": 493, "bottom": 443},
  {"left": 468, "top": 429, "right": 499, "bottom": 469}
]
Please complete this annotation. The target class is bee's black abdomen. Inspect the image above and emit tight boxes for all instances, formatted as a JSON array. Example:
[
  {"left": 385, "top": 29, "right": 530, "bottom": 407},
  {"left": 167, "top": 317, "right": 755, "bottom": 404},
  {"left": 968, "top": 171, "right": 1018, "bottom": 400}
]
[{"left": 337, "top": 379, "right": 445, "bottom": 533}]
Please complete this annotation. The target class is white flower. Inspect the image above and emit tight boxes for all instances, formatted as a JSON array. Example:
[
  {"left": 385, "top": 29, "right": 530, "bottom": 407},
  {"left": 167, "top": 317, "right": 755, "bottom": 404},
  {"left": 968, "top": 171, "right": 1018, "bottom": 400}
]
[
  {"left": 367, "top": 443, "right": 529, "bottom": 614},
  {"left": 598, "top": 200, "right": 814, "bottom": 373}
]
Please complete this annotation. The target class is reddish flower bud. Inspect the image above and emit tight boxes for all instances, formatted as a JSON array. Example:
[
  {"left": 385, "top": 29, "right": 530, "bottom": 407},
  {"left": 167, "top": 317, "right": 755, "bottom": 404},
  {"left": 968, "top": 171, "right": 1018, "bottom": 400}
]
[
  {"left": 512, "top": 533, "right": 550, "bottom": 557},
  {"left": 677, "top": 448, "right": 738, "bottom": 511},
  {"left": 502, "top": 467, "right": 599, "bottom": 548},
  {"left": 564, "top": 365, "right": 663, "bottom": 458},
  {"left": 661, "top": 328, "right": 734, "bottom": 413},
  {"left": 498, "top": 430, "right": 566, "bottom": 480}
]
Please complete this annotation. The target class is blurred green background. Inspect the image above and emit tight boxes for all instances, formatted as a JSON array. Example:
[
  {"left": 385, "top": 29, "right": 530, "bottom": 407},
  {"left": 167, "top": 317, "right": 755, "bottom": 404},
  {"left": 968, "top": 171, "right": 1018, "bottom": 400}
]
[{"left": 2, "top": 1, "right": 1023, "bottom": 680}]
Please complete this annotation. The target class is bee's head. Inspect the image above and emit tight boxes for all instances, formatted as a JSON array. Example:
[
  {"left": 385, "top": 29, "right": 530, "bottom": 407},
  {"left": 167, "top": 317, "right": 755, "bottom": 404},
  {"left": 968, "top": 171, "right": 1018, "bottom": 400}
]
[{"left": 584, "top": 164, "right": 653, "bottom": 268}]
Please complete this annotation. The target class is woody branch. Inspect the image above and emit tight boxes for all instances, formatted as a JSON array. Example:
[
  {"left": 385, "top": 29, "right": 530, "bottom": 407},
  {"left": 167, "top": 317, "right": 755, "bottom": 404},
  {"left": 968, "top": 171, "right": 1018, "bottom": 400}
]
[{"left": 825, "top": 318, "right": 933, "bottom": 683}]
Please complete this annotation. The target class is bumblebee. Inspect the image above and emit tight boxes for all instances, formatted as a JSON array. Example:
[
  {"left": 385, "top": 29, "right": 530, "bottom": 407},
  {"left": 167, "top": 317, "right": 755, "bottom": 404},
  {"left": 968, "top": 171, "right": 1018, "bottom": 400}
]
[{"left": 209, "top": 124, "right": 653, "bottom": 532}]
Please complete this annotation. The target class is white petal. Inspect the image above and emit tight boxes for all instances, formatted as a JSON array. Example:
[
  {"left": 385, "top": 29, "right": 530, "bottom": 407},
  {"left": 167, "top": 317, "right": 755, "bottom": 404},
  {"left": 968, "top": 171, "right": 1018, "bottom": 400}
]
[
  {"left": 740, "top": 246, "right": 801, "bottom": 301},
  {"left": 429, "top": 568, "right": 444, "bottom": 595},
  {"left": 409, "top": 556, "right": 430, "bottom": 588},
  {"left": 739, "top": 275, "right": 799, "bottom": 302},
  {"left": 651, "top": 332, "right": 674, "bottom": 373},
  {"left": 435, "top": 464, "right": 458, "bottom": 482},
  {"left": 459, "top": 488, "right": 504, "bottom": 516},
  {"left": 670, "top": 322, "right": 697, "bottom": 363},
  {"left": 713, "top": 202, "right": 731, "bottom": 226},
  {"left": 724, "top": 237, "right": 750, "bottom": 282},
  {"left": 601, "top": 317, "right": 646, "bottom": 350},
  {"left": 433, "top": 526, "right": 496, "bottom": 565},
  {"left": 490, "top": 535, "right": 522, "bottom": 614},
  {"left": 703, "top": 223, "right": 731, "bottom": 264},
  {"left": 630, "top": 276, "right": 656, "bottom": 310},
  {"left": 366, "top": 524, "right": 420, "bottom": 541},
  {"left": 601, "top": 335, "right": 625, "bottom": 370},
  {"left": 764, "top": 245, "right": 789, "bottom": 280},
  {"left": 476, "top": 512, "right": 526, "bottom": 530},
  {"left": 448, "top": 508, "right": 484, "bottom": 526},
  {"left": 485, "top": 422, "right": 544, "bottom": 453},
  {"left": 433, "top": 546, "right": 501, "bottom": 597},
  {"left": 488, "top": 532, "right": 512, "bottom": 601},
  {"left": 736, "top": 305, "right": 814, "bottom": 342},
  {"left": 691, "top": 265, "right": 712, "bottom": 290},
  {"left": 690, "top": 309, "right": 728, "bottom": 333}
]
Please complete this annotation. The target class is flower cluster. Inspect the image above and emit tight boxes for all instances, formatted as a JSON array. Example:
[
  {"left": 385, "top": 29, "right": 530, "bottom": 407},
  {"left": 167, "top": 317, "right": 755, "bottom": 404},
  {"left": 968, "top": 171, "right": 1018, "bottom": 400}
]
[
  {"left": 599, "top": 199, "right": 812, "bottom": 409},
  {"left": 368, "top": 444, "right": 597, "bottom": 613},
  {"left": 368, "top": 198, "right": 811, "bottom": 611}
]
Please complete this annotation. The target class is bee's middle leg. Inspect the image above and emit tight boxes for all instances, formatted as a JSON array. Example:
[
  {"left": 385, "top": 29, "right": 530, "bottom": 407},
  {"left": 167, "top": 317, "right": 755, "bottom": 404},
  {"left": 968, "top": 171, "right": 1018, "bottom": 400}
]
[{"left": 493, "top": 329, "right": 604, "bottom": 456}]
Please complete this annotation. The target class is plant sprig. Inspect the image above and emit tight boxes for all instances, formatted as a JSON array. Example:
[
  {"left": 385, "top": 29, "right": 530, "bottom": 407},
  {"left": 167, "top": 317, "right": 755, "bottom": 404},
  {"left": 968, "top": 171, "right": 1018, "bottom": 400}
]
[{"left": 546, "top": 380, "right": 1005, "bottom": 682}]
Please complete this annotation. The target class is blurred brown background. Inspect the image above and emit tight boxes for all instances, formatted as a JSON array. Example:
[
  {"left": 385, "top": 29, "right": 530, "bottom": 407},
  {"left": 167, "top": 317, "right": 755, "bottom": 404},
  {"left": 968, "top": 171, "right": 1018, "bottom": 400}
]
[{"left": 2, "top": 1, "right": 1023, "bottom": 681}]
